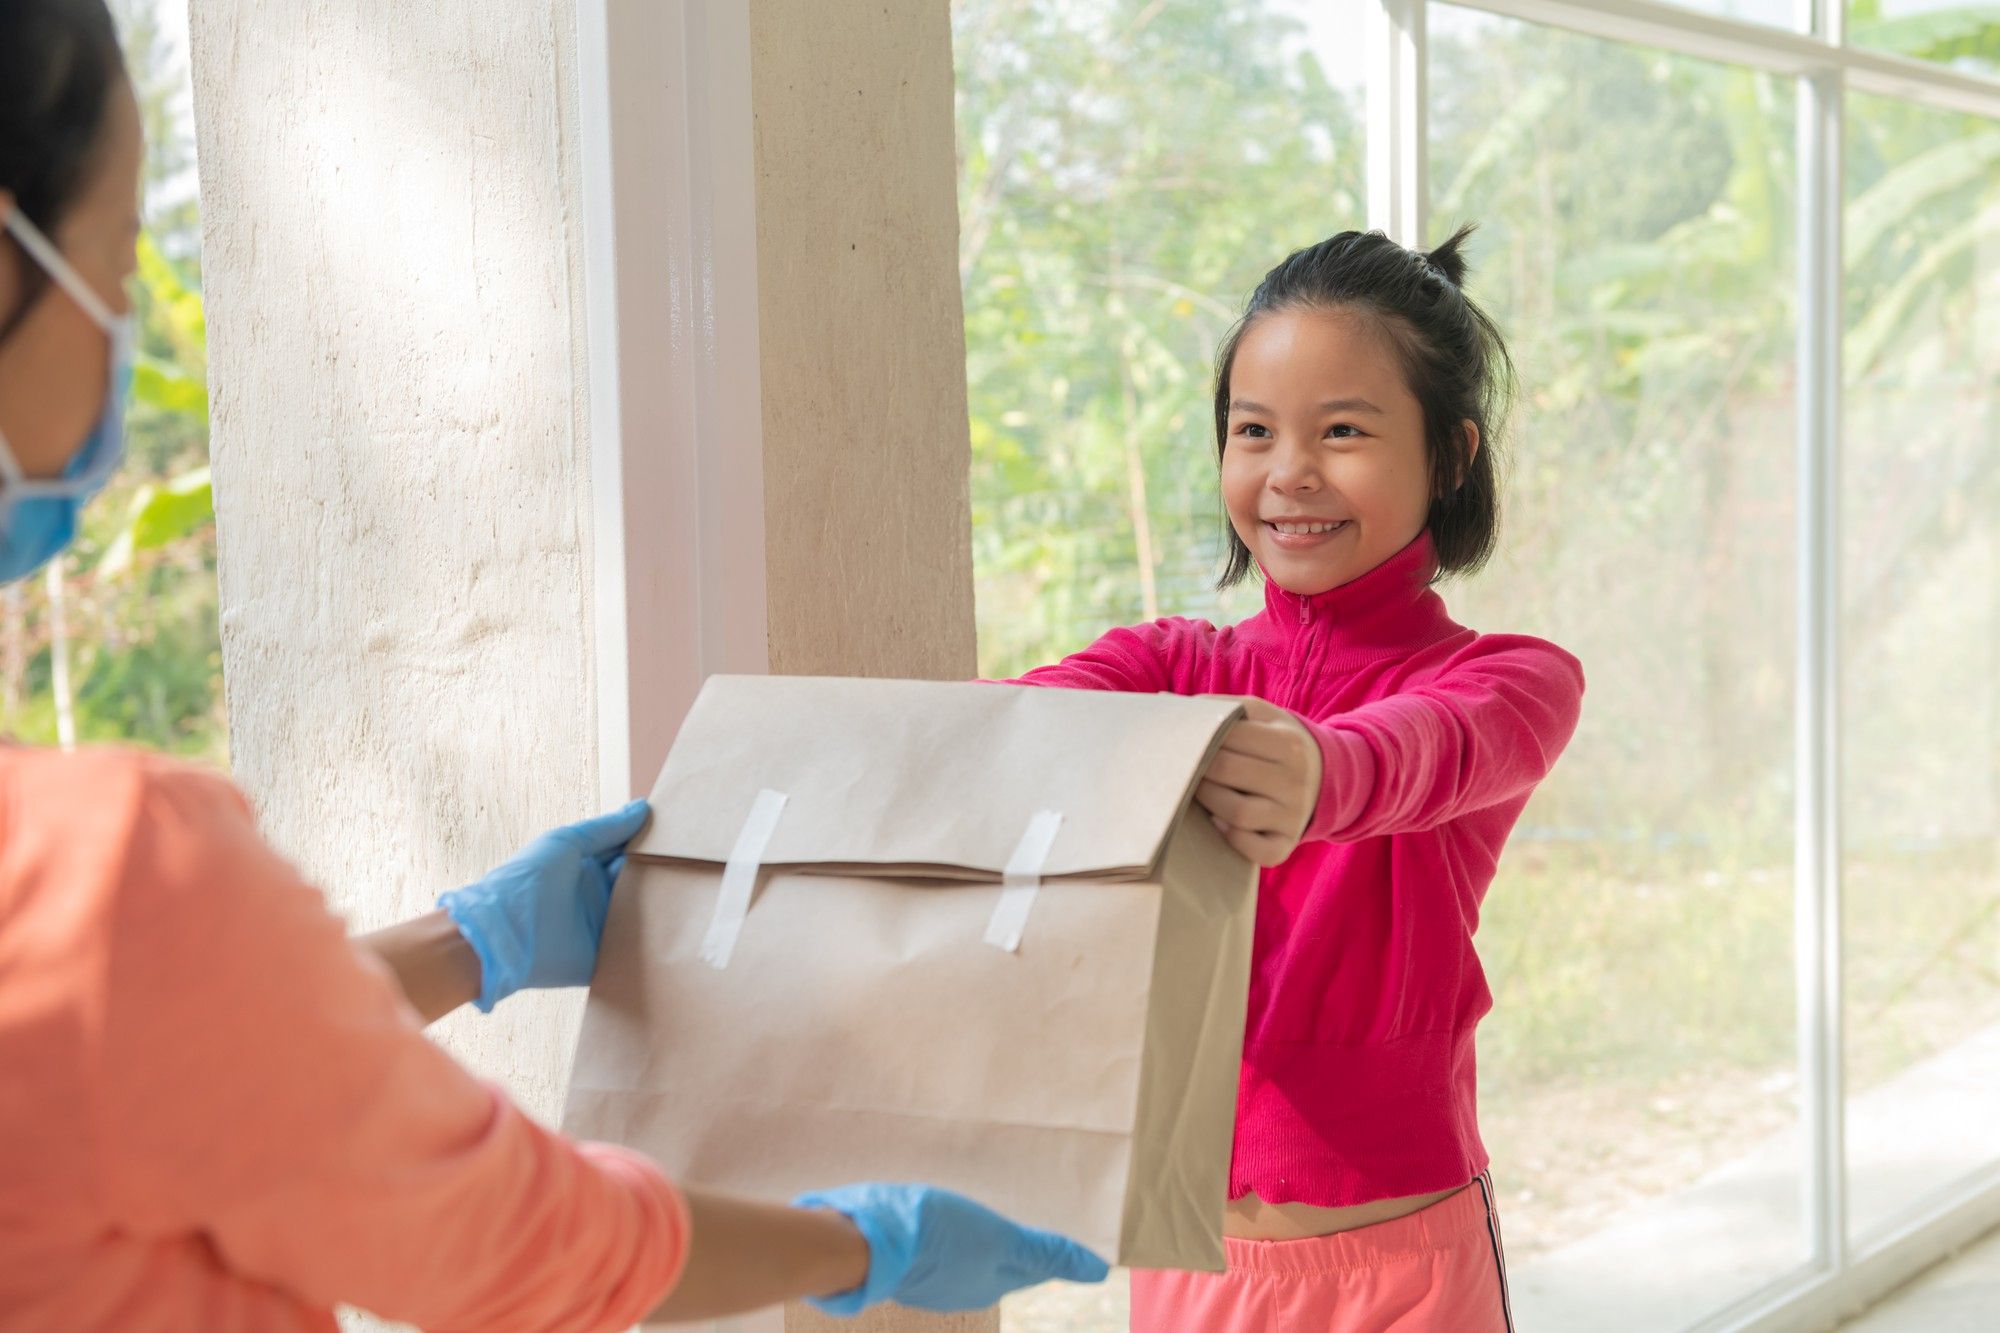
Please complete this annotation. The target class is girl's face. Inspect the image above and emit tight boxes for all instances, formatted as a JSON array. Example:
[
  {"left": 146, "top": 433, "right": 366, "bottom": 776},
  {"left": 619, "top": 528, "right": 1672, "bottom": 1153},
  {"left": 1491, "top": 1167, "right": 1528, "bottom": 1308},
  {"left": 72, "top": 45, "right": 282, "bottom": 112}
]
[
  {"left": 0, "top": 78, "right": 143, "bottom": 481},
  {"left": 1222, "top": 306, "right": 1466, "bottom": 597}
]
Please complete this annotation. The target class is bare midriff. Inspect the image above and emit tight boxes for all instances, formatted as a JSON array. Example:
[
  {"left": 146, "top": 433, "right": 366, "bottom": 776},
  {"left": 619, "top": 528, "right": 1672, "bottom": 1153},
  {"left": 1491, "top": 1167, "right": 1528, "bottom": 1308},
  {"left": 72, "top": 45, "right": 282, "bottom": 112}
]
[{"left": 1223, "top": 1184, "right": 1465, "bottom": 1240}]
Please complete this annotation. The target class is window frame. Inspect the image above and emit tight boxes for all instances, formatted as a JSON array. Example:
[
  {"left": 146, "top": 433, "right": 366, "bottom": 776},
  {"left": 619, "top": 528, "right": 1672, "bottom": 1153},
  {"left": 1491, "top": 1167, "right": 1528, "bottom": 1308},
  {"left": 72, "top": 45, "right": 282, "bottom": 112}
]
[
  {"left": 1367, "top": 0, "right": 2000, "bottom": 1326},
  {"left": 576, "top": 0, "right": 772, "bottom": 809}
]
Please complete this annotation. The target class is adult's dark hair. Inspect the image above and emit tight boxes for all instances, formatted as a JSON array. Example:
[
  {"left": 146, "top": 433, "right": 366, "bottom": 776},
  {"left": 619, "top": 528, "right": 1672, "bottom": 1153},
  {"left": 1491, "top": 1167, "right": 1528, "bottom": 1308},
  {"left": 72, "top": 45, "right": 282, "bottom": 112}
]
[
  {"left": 0, "top": 0, "right": 126, "bottom": 342},
  {"left": 1212, "top": 224, "right": 1515, "bottom": 587}
]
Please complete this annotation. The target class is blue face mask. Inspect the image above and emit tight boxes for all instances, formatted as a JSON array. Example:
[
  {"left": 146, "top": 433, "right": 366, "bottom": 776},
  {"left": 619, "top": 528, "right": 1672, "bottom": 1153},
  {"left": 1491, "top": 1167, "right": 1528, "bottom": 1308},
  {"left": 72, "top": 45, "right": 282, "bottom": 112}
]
[{"left": 0, "top": 206, "right": 134, "bottom": 585}]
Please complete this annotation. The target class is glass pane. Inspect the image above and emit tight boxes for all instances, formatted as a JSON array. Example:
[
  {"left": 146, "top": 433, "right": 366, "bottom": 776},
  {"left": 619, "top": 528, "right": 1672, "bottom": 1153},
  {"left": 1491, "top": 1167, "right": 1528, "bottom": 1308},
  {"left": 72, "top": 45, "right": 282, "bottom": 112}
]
[
  {"left": 1842, "top": 92, "right": 2000, "bottom": 1242},
  {"left": 1431, "top": 6, "right": 1806, "bottom": 1328},
  {"left": 1849, "top": 1, "right": 2000, "bottom": 81},
  {"left": 955, "top": 0, "right": 1365, "bottom": 686},
  {"left": 954, "top": 3, "right": 1364, "bottom": 1328}
]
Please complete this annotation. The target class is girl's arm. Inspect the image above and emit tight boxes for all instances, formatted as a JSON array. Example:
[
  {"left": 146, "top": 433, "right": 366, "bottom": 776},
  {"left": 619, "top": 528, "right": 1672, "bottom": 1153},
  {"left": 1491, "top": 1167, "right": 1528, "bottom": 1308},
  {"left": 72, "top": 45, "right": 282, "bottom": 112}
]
[
  {"left": 1300, "top": 636, "right": 1585, "bottom": 842},
  {"left": 999, "top": 620, "right": 1200, "bottom": 692},
  {"left": 1195, "top": 638, "right": 1582, "bottom": 863}
]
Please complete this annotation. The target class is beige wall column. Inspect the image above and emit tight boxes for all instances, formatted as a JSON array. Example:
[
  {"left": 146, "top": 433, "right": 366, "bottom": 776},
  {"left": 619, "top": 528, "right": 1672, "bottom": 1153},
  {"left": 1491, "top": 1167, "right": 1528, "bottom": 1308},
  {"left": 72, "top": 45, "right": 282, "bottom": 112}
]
[
  {"left": 754, "top": 0, "right": 990, "bottom": 1326},
  {"left": 749, "top": 0, "right": 978, "bottom": 686}
]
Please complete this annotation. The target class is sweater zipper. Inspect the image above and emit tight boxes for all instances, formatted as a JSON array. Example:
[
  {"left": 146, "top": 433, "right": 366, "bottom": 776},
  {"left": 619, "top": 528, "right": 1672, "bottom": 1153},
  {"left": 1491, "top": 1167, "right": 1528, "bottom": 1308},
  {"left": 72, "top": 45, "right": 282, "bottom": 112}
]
[{"left": 1286, "top": 592, "right": 1315, "bottom": 711}]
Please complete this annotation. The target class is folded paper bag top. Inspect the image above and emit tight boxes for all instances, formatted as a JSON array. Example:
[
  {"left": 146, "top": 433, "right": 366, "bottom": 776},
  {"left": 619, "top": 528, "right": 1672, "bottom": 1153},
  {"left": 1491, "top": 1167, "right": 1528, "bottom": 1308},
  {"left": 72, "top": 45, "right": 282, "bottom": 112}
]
[
  {"left": 566, "top": 675, "right": 1259, "bottom": 1277},
  {"left": 628, "top": 674, "right": 1243, "bottom": 881}
]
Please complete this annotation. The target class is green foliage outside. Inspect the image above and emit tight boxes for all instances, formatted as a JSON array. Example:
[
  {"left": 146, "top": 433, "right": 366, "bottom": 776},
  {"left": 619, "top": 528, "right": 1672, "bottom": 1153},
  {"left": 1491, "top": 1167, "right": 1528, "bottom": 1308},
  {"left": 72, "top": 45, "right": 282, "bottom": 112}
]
[
  {"left": 1, "top": 1, "right": 223, "bottom": 763},
  {"left": 1852, "top": 0, "right": 2000, "bottom": 78},
  {"left": 955, "top": 0, "right": 1367, "bottom": 678}
]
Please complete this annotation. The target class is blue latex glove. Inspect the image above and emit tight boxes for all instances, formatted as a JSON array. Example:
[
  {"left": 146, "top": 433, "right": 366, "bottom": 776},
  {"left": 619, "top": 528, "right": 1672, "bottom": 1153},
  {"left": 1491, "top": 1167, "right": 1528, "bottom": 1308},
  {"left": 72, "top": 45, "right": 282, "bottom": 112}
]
[
  {"left": 439, "top": 799, "right": 651, "bottom": 1012},
  {"left": 793, "top": 1183, "right": 1109, "bottom": 1315}
]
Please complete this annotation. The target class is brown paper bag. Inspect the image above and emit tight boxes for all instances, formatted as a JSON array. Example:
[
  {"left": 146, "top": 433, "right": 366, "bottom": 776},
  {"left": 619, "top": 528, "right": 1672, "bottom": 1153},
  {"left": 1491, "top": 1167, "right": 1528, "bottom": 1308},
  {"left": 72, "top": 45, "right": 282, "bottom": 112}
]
[{"left": 563, "top": 675, "right": 1257, "bottom": 1273}]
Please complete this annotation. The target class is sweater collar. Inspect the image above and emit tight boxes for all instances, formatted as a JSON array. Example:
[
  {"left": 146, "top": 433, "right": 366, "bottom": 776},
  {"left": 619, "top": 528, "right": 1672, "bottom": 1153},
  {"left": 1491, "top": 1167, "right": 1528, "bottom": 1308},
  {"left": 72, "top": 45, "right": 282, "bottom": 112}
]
[{"left": 1258, "top": 530, "right": 1451, "bottom": 653}]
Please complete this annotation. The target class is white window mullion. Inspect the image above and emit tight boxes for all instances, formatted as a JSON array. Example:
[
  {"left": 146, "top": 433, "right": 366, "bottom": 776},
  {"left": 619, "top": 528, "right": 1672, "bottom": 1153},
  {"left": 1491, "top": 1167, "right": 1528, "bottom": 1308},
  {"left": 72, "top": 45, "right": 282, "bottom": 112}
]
[
  {"left": 1367, "top": 0, "right": 1429, "bottom": 246},
  {"left": 578, "top": 0, "right": 770, "bottom": 808},
  {"left": 1793, "top": 55, "right": 1847, "bottom": 1278}
]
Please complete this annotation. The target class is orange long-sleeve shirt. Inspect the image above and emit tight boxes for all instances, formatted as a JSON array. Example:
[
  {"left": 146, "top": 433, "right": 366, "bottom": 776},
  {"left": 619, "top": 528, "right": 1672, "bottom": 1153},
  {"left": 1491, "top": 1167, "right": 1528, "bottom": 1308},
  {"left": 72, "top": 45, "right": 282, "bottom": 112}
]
[{"left": 0, "top": 745, "right": 688, "bottom": 1331}]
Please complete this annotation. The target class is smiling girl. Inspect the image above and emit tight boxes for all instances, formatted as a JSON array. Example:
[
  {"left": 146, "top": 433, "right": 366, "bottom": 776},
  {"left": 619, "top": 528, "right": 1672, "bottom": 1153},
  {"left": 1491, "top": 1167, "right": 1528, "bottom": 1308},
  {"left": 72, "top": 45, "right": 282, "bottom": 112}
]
[{"left": 1008, "top": 227, "right": 1585, "bottom": 1330}]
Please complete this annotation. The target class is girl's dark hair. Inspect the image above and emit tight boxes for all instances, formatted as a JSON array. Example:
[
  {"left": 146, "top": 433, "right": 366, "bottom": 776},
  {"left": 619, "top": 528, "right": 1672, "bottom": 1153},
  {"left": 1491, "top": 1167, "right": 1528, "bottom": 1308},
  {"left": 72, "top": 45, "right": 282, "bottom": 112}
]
[
  {"left": 1213, "top": 224, "right": 1515, "bottom": 587},
  {"left": 0, "top": 0, "right": 126, "bottom": 343}
]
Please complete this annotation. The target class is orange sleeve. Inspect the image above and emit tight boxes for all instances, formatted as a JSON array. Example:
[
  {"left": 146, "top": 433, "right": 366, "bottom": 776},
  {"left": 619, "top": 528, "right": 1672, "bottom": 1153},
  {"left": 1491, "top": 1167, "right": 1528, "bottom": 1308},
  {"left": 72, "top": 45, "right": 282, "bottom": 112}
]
[{"left": 91, "top": 762, "right": 690, "bottom": 1332}]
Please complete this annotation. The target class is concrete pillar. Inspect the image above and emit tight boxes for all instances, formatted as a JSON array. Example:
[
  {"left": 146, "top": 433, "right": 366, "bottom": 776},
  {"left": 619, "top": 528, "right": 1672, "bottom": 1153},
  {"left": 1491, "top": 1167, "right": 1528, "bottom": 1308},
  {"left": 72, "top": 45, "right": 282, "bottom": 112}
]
[{"left": 749, "top": 0, "right": 978, "bottom": 686}]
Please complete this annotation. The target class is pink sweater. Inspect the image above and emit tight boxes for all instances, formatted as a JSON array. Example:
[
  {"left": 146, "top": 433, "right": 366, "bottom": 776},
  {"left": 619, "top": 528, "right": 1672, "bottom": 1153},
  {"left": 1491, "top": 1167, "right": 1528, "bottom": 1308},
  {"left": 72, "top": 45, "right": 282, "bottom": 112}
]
[
  {"left": 0, "top": 746, "right": 688, "bottom": 1331},
  {"left": 1013, "top": 533, "right": 1584, "bottom": 1207}
]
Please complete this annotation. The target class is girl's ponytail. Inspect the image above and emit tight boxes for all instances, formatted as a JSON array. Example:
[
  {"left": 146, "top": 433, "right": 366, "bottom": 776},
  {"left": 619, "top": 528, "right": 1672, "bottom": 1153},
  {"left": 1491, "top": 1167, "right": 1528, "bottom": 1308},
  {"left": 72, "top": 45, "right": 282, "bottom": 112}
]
[{"left": 1423, "top": 223, "right": 1475, "bottom": 289}]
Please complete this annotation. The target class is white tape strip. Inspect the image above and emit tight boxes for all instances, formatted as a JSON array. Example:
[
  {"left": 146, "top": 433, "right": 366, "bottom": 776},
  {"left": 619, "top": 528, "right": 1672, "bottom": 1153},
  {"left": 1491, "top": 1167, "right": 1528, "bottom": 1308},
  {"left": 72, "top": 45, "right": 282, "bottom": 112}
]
[
  {"left": 984, "top": 809, "right": 1064, "bottom": 953},
  {"left": 701, "top": 788, "right": 789, "bottom": 970}
]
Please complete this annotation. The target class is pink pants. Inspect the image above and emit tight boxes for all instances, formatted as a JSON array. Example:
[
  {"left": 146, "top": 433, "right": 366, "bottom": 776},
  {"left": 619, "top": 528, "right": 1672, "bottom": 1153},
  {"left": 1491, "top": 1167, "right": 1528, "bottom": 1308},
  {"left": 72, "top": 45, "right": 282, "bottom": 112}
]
[{"left": 1129, "top": 1175, "right": 1515, "bottom": 1332}]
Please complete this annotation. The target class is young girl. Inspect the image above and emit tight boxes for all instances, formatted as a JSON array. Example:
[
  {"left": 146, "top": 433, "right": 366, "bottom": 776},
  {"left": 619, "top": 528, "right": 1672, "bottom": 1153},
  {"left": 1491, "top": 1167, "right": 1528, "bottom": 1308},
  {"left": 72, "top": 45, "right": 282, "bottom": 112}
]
[{"left": 1011, "top": 227, "right": 1584, "bottom": 1331}]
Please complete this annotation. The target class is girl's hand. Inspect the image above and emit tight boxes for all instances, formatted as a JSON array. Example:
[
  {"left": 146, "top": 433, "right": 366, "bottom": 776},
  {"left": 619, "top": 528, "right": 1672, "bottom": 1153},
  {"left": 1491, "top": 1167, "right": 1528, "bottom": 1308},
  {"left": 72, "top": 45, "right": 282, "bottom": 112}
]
[{"left": 1195, "top": 697, "right": 1324, "bottom": 867}]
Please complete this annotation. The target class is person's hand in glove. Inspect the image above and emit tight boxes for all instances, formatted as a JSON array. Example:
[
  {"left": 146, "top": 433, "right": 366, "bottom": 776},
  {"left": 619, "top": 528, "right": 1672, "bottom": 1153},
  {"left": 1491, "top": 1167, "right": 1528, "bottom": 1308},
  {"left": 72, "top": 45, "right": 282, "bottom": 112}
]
[
  {"left": 792, "top": 1183, "right": 1110, "bottom": 1314},
  {"left": 438, "top": 798, "right": 651, "bottom": 1012}
]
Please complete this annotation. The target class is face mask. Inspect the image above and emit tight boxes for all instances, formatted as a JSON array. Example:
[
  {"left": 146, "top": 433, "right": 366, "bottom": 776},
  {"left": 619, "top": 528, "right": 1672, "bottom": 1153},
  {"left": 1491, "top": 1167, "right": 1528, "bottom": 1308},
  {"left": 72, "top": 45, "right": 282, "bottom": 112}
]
[{"left": 0, "top": 206, "right": 134, "bottom": 585}]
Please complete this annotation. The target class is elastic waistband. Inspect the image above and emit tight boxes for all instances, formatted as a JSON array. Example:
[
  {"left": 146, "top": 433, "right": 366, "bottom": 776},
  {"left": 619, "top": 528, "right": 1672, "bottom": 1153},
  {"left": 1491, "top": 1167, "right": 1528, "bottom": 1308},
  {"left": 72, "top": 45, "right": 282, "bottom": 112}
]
[{"left": 1220, "top": 1182, "right": 1489, "bottom": 1275}]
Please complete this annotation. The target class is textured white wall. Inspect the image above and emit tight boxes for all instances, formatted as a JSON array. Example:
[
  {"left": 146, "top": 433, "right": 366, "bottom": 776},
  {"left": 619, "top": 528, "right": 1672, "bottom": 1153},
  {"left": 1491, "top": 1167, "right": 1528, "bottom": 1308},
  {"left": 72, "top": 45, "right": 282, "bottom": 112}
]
[{"left": 189, "top": 0, "right": 596, "bottom": 1121}]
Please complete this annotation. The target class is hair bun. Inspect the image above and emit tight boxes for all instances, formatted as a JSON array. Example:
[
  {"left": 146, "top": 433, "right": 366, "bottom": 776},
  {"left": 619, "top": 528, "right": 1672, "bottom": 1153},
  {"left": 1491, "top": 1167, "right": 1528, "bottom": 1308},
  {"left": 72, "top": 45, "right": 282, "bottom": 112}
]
[{"left": 1424, "top": 223, "right": 1477, "bottom": 288}]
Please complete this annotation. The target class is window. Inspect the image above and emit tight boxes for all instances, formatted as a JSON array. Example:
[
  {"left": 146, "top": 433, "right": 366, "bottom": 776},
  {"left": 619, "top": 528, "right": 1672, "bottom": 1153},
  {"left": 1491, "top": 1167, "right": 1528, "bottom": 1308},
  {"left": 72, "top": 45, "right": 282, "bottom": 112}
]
[{"left": 955, "top": 0, "right": 2000, "bottom": 1328}]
